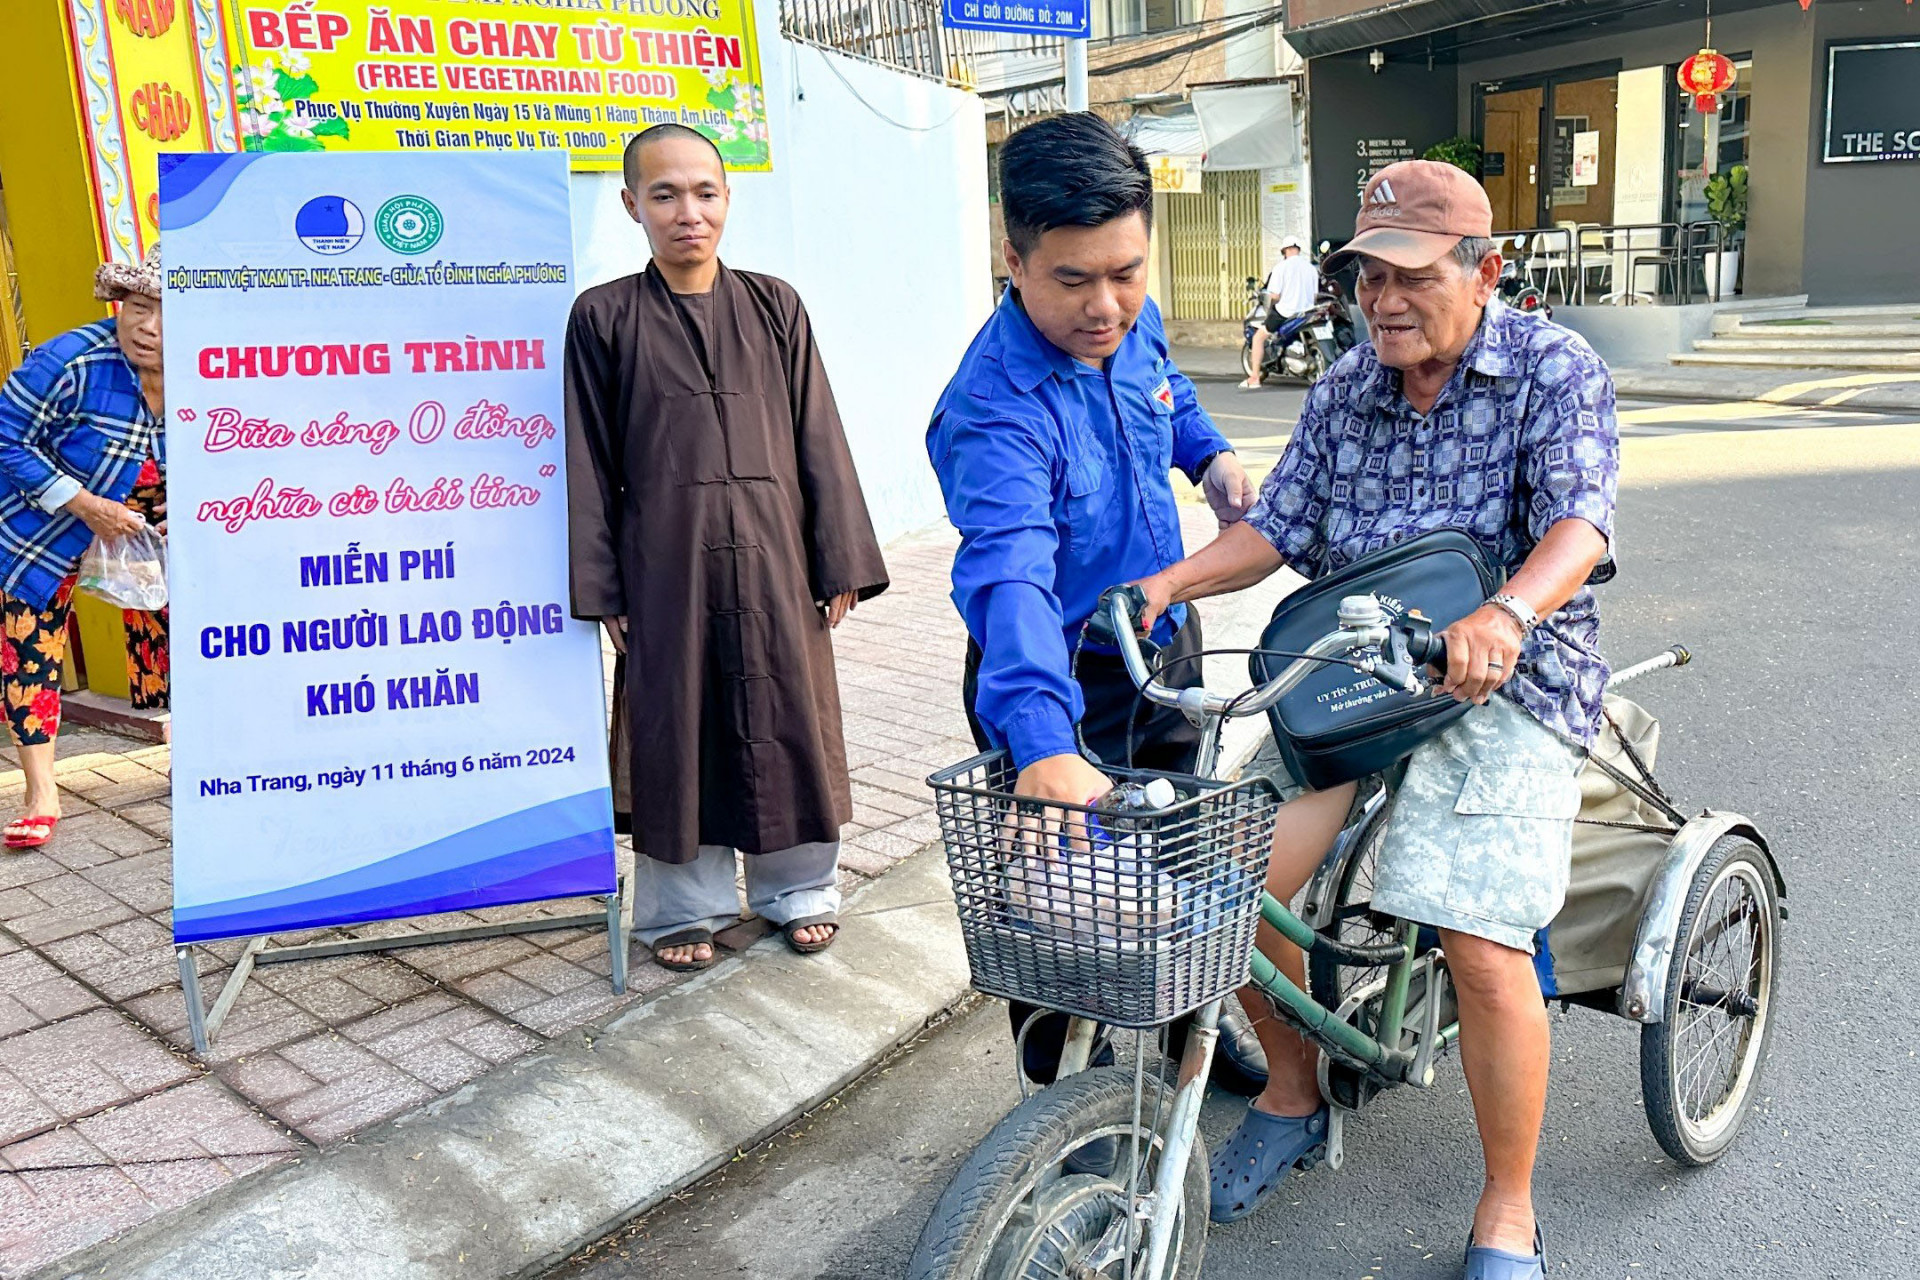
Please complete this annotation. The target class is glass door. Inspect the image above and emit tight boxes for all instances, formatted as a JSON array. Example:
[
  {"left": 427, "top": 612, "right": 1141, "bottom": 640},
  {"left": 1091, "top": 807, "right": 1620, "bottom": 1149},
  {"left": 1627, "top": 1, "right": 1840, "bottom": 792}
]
[
  {"left": 1476, "top": 62, "right": 1621, "bottom": 230},
  {"left": 1546, "top": 74, "right": 1618, "bottom": 226},
  {"left": 1670, "top": 57, "right": 1752, "bottom": 227},
  {"left": 1481, "top": 86, "right": 1544, "bottom": 231}
]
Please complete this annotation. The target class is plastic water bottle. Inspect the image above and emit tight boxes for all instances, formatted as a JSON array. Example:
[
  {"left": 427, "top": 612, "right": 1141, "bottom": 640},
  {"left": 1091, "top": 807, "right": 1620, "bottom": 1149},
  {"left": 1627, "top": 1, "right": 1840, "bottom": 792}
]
[
  {"left": 1091, "top": 777, "right": 1178, "bottom": 832},
  {"left": 1083, "top": 777, "right": 1181, "bottom": 945}
]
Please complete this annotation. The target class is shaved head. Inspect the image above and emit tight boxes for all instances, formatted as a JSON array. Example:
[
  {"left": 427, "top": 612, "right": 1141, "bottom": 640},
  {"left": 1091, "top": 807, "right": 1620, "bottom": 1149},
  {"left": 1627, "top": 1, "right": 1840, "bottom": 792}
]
[{"left": 623, "top": 123, "right": 725, "bottom": 191}]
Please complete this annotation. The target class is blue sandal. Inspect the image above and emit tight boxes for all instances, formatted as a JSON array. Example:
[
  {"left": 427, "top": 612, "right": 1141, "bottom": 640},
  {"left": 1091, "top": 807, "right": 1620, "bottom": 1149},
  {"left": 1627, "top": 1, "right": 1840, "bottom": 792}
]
[
  {"left": 1207, "top": 1104, "right": 1329, "bottom": 1223},
  {"left": 1465, "top": 1227, "right": 1545, "bottom": 1280}
]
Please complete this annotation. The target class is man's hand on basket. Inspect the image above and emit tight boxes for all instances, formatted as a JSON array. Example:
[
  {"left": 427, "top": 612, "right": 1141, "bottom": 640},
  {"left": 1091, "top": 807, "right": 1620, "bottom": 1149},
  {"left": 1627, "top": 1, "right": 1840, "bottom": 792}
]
[
  {"left": 1015, "top": 753, "right": 1112, "bottom": 858},
  {"left": 1016, "top": 753, "right": 1112, "bottom": 807}
]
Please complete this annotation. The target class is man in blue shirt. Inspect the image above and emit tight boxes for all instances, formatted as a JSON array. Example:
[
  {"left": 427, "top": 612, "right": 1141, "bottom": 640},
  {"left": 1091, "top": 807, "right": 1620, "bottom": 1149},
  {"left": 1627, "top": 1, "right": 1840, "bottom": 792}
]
[{"left": 928, "top": 113, "right": 1254, "bottom": 1080}]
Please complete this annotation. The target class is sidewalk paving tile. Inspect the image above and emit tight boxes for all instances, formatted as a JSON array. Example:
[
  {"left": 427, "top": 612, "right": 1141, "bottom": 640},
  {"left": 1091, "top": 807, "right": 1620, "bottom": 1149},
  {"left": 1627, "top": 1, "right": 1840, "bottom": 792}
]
[
  {"left": 0, "top": 1011, "right": 196, "bottom": 1137},
  {"left": 0, "top": 520, "right": 982, "bottom": 1274}
]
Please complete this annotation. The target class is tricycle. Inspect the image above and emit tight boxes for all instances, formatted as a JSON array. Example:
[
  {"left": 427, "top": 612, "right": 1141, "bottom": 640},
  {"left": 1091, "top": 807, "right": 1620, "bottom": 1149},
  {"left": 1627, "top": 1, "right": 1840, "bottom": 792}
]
[{"left": 911, "top": 588, "right": 1783, "bottom": 1279}]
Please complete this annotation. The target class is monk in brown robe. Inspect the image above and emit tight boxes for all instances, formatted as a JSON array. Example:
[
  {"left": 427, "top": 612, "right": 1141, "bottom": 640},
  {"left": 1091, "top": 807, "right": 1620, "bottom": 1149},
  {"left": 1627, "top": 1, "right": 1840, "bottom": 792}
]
[{"left": 564, "top": 124, "right": 889, "bottom": 970}]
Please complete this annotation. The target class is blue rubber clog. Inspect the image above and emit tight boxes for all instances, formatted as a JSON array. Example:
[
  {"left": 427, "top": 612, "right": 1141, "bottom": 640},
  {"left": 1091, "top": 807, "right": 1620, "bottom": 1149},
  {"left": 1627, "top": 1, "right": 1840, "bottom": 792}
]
[
  {"left": 1207, "top": 1103, "right": 1329, "bottom": 1223},
  {"left": 1464, "top": 1226, "right": 1546, "bottom": 1280}
]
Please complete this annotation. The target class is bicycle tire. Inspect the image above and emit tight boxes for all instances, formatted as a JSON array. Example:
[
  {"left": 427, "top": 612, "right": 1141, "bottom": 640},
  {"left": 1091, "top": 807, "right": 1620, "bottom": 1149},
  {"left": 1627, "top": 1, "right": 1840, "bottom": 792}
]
[
  {"left": 1306, "top": 805, "right": 1394, "bottom": 1009},
  {"left": 907, "top": 1066, "right": 1208, "bottom": 1280},
  {"left": 1639, "top": 835, "right": 1780, "bottom": 1166}
]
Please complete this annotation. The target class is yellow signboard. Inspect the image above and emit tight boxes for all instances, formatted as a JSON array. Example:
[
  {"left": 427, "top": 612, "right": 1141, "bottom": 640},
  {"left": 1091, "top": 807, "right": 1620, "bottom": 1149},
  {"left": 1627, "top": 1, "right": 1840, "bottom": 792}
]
[
  {"left": 223, "top": 0, "right": 772, "bottom": 172},
  {"left": 65, "top": 0, "right": 231, "bottom": 260},
  {"left": 1150, "top": 154, "right": 1200, "bottom": 194}
]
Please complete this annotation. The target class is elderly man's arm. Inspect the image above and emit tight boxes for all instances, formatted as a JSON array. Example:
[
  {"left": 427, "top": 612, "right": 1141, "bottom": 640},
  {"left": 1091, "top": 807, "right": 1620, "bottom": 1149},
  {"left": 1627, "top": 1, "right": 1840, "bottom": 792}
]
[
  {"left": 1444, "top": 334, "right": 1620, "bottom": 703},
  {"left": 1131, "top": 385, "right": 1335, "bottom": 630},
  {"left": 1438, "top": 519, "right": 1608, "bottom": 704}
]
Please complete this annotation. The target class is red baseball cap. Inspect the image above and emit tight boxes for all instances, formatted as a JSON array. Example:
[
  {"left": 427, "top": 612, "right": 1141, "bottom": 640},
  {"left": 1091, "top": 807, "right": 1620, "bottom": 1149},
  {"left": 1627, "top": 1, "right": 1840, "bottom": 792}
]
[{"left": 1326, "top": 160, "right": 1494, "bottom": 272}]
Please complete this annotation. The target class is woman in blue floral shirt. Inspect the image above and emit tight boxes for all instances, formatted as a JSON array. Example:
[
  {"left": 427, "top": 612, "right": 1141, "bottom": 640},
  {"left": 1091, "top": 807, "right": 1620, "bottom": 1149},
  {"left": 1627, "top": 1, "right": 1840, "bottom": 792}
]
[{"left": 0, "top": 246, "right": 167, "bottom": 850}]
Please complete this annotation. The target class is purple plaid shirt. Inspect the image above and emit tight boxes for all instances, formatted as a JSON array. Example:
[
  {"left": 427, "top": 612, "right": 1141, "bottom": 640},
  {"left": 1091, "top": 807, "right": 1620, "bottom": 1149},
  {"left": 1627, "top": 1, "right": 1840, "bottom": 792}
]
[{"left": 1245, "top": 300, "right": 1619, "bottom": 747}]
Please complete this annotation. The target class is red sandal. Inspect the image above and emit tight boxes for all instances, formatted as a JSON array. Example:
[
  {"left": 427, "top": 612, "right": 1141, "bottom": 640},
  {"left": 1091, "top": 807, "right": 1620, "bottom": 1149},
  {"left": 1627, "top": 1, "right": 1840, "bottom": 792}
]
[{"left": 4, "top": 816, "right": 59, "bottom": 850}]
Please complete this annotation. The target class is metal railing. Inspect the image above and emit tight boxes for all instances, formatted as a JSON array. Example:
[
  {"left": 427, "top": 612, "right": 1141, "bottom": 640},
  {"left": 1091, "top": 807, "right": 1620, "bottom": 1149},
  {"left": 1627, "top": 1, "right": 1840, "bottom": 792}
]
[
  {"left": 781, "top": 0, "right": 995, "bottom": 88},
  {"left": 1492, "top": 222, "right": 1734, "bottom": 306}
]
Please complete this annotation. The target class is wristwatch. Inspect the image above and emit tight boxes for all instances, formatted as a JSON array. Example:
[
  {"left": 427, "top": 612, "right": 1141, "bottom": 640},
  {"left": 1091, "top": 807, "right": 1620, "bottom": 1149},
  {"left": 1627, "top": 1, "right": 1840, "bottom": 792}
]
[
  {"left": 1190, "top": 449, "right": 1230, "bottom": 484},
  {"left": 1486, "top": 593, "right": 1539, "bottom": 634}
]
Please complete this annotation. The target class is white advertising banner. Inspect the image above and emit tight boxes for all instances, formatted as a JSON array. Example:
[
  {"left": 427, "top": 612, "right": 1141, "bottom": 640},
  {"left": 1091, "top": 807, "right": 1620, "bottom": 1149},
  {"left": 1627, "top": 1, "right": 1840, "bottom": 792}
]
[{"left": 160, "top": 150, "right": 615, "bottom": 945}]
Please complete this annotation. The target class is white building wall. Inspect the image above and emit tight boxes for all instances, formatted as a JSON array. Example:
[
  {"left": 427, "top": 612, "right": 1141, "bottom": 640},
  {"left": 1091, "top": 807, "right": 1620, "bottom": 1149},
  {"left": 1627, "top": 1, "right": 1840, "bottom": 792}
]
[{"left": 569, "top": 14, "right": 992, "bottom": 544}]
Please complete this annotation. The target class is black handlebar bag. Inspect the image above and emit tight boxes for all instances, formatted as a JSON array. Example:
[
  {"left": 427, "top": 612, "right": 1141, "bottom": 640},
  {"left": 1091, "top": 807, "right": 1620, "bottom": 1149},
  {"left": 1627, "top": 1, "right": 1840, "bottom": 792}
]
[{"left": 1250, "top": 529, "right": 1501, "bottom": 790}]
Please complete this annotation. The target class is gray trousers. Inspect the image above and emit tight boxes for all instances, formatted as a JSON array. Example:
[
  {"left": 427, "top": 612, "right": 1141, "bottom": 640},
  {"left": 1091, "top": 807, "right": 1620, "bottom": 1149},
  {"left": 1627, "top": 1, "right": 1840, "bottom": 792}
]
[{"left": 630, "top": 841, "right": 841, "bottom": 946}]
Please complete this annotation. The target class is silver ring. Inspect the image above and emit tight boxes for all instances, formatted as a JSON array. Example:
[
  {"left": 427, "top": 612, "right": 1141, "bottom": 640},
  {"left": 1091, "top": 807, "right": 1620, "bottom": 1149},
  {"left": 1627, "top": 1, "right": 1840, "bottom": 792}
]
[{"left": 1487, "top": 660, "right": 1504, "bottom": 671}]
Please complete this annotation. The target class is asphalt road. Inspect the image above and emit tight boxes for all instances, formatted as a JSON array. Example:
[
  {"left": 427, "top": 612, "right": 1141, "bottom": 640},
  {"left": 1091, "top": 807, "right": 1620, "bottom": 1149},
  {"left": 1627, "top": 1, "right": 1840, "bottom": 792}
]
[
  {"left": 1189, "top": 375, "right": 1920, "bottom": 480},
  {"left": 551, "top": 410, "right": 1920, "bottom": 1278}
]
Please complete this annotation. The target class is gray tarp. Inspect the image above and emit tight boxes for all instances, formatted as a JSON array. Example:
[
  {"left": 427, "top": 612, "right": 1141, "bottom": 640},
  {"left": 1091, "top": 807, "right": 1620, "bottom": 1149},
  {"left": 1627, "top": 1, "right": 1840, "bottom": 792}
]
[{"left": 1543, "top": 695, "right": 1673, "bottom": 997}]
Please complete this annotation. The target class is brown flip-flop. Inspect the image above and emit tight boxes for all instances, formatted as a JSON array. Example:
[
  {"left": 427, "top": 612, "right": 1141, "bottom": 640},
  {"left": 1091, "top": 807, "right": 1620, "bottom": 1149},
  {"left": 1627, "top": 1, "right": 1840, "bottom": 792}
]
[
  {"left": 782, "top": 912, "right": 839, "bottom": 955},
  {"left": 650, "top": 927, "right": 718, "bottom": 972}
]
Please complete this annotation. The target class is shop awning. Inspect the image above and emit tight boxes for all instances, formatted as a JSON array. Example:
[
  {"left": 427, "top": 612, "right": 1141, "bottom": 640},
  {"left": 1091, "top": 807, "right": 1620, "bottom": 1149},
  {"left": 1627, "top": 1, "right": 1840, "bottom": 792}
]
[
  {"left": 1193, "top": 82, "right": 1300, "bottom": 171},
  {"left": 1283, "top": 0, "right": 1776, "bottom": 62},
  {"left": 1118, "top": 110, "right": 1204, "bottom": 160}
]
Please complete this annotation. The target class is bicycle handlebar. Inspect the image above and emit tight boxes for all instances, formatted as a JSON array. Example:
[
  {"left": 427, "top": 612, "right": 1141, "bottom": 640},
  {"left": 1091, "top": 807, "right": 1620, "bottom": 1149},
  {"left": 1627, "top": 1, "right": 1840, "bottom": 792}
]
[{"left": 1100, "top": 588, "right": 1434, "bottom": 722}]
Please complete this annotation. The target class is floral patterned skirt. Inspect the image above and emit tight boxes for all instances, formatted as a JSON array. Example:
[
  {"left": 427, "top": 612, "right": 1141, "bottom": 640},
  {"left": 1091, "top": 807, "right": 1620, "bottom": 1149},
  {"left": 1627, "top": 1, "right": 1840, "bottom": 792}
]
[
  {"left": 1, "top": 578, "right": 77, "bottom": 746},
  {"left": 123, "top": 461, "right": 169, "bottom": 712}
]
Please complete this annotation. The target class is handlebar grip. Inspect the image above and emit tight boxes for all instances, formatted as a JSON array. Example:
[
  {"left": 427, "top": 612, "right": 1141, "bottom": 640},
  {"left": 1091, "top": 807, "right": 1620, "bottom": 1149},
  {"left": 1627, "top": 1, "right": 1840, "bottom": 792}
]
[
  {"left": 1089, "top": 584, "right": 1150, "bottom": 650},
  {"left": 1393, "top": 618, "right": 1446, "bottom": 672}
]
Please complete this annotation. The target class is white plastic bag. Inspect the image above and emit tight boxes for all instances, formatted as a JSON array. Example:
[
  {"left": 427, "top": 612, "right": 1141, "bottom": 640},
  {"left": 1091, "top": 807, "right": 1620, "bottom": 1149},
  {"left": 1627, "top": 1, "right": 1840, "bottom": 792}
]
[{"left": 77, "top": 525, "right": 168, "bottom": 610}]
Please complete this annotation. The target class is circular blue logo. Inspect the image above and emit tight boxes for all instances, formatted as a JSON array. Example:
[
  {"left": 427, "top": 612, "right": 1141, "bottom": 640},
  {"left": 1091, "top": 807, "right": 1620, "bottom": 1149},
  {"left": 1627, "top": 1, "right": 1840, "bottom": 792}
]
[{"left": 295, "top": 196, "right": 365, "bottom": 255}]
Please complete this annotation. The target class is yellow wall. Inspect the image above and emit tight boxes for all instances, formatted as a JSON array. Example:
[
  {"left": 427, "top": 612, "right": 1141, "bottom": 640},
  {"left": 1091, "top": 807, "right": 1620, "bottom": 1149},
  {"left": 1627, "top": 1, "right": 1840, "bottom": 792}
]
[
  {"left": 0, "top": 2, "right": 107, "bottom": 348},
  {"left": 0, "top": 4, "right": 133, "bottom": 700}
]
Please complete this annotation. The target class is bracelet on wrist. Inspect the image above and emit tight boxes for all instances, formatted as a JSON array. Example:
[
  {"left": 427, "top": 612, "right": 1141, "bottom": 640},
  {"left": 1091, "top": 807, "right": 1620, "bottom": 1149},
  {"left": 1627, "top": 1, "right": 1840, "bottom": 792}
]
[{"left": 1486, "top": 593, "right": 1538, "bottom": 634}]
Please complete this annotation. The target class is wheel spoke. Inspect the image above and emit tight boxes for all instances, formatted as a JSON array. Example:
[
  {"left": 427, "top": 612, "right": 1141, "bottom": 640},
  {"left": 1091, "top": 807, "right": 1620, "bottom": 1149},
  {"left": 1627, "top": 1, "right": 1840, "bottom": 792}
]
[{"left": 1672, "top": 868, "right": 1769, "bottom": 1127}]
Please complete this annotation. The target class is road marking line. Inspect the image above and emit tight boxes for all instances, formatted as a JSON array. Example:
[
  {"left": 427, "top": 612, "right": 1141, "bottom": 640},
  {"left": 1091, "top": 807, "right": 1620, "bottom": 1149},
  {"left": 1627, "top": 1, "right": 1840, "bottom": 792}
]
[
  {"left": 1617, "top": 402, "right": 1809, "bottom": 426},
  {"left": 1745, "top": 371, "right": 1920, "bottom": 405}
]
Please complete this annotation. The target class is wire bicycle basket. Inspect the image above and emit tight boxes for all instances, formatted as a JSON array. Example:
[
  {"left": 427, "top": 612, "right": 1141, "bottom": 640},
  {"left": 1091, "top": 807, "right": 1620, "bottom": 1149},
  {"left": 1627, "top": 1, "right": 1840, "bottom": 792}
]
[{"left": 929, "top": 750, "right": 1282, "bottom": 1028}]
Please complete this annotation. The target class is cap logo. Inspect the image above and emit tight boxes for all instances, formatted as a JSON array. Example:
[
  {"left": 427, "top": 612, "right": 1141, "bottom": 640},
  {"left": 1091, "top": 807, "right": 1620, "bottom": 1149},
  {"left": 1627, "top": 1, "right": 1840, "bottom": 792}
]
[{"left": 1367, "top": 178, "right": 1402, "bottom": 218}]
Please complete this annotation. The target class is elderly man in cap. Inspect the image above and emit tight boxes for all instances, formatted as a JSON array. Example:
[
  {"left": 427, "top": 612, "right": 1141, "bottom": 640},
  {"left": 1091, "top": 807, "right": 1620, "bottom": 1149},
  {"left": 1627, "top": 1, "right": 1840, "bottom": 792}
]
[{"left": 1129, "top": 160, "right": 1618, "bottom": 1278}]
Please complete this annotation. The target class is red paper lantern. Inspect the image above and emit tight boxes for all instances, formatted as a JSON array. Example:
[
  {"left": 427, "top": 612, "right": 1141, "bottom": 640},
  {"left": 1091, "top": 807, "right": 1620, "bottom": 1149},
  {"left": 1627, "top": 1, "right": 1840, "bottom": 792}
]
[{"left": 1678, "top": 49, "right": 1736, "bottom": 112}]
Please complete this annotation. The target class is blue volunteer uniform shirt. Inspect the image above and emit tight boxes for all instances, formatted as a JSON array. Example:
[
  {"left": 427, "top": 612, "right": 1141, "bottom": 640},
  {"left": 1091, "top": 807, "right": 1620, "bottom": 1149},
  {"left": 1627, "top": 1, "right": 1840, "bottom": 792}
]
[{"left": 928, "top": 290, "right": 1232, "bottom": 769}]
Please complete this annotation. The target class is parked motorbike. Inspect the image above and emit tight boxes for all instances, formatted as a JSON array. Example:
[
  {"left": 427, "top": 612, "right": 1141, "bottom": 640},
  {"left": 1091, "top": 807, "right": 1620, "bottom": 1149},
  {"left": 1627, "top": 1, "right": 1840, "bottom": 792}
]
[
  {"left": 1315, "top": 242, "right": 1358, "bottom": 364},
  {"left": 1240, "top": 268, "right": 1352, "bottom": 387},
  {"left": 1498, "top": 235, "right": 1553, "bottom": 318}
]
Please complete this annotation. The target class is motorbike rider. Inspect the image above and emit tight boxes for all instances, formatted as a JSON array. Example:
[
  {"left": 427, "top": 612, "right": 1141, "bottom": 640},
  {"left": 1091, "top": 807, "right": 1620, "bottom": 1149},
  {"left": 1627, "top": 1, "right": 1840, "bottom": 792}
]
[
  {"left": 926, "top": 112, "right": 1264, "bottom": 1084},
  {"left": 1241, "top": 235, "right": 1320, "bottom": 389},
  {"left": 1131, "top": 159, "right": 1618, "bottom": 1279}
]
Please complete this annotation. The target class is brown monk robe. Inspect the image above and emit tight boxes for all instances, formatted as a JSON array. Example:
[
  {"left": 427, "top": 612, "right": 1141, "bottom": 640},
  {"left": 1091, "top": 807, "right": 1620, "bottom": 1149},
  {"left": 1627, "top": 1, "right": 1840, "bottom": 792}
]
[{"left": 556, "top": 130, "right": 883, "bottom": 971}]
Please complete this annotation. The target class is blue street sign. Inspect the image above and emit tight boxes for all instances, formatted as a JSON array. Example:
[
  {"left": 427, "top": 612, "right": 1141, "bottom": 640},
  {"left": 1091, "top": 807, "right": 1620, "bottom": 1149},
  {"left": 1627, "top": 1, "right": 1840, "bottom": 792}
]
[{"left": 944, "top": 0, "right": 1089, "bottom": 39}]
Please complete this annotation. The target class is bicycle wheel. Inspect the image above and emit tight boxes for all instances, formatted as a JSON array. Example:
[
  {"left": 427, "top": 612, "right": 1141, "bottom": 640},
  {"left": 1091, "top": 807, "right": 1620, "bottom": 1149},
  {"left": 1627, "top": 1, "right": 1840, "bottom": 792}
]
[
  {"left": 1306, "top": 805, "right": 1394, "bottom": 1009},
  {"left": 908, "top": 1066, "right": 1208, "bottom": 1280},
  {"left": 1639, "top": 836, "right": 1780, "bottom": 1166}
]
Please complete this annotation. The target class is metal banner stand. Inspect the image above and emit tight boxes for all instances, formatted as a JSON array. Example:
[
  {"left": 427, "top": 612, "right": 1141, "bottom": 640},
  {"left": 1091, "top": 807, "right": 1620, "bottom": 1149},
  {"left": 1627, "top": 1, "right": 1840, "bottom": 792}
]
[{"left": 176, "top": 878, "right": 627, "bottom": 1055}]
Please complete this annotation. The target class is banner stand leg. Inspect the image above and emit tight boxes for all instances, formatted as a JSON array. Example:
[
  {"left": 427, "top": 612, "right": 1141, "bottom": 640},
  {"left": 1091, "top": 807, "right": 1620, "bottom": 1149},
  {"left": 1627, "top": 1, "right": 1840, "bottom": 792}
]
[
  {"left": 177, "top": 947, "right": 209, "bottom": 1055},
  {"left": 177, "top": 887, "right": 632, "bottom": 1056},
  {"left": 606, "top": 876, "right": 628, "bottom": 996}
]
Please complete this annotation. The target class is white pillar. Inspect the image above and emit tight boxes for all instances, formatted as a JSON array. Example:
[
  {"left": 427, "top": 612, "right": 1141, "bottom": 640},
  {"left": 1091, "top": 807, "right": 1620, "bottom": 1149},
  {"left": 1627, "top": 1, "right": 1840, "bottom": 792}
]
[{"left": 1065, "top": 39, "right": 1088, "bottom": 111}]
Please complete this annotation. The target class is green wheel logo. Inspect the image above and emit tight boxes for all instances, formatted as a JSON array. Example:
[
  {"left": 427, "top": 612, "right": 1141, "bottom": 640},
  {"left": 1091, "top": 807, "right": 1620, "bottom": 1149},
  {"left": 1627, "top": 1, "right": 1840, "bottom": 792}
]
[{"left": 374, "top": 195, "right": 444, "bottom": 255}]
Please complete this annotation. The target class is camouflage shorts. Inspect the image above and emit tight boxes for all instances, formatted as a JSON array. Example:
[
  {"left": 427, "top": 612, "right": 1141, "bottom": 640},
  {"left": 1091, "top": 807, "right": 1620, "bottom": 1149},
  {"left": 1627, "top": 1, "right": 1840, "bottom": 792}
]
[{"left": 1370, "top": 695, "right": 1586, "bottom": 953}]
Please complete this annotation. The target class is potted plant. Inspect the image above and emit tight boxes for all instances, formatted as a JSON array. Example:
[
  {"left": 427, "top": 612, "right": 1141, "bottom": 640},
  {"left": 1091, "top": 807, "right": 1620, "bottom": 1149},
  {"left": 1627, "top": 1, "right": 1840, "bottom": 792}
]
[
  {"left": 1702, "top": 163, "right": 1747, "bottom": 299},
  {"left": 1423, "top": 136, "right": 1483, "bottom": 174}
]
